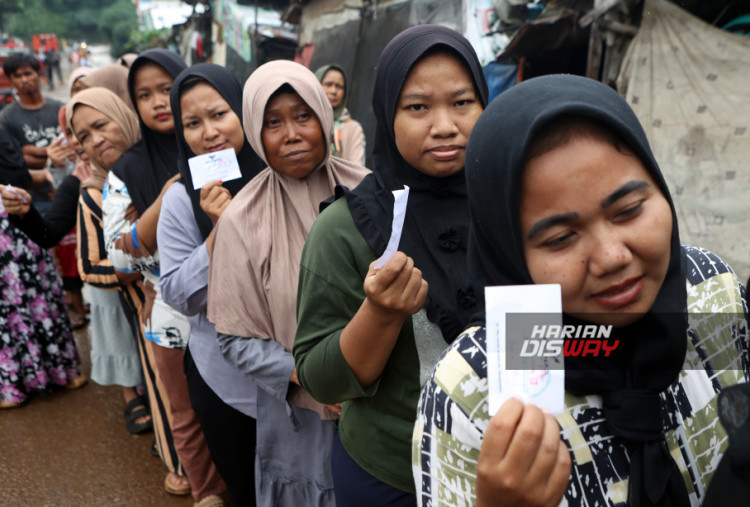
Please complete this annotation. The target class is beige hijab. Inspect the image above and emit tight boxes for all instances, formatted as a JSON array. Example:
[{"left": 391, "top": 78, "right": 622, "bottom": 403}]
[
  {"left": 67, "top": 66, "right": 93, "bottom": 95},
  {"left": 67, "top": 87, "right": 141, "bottom": 190},
  {"left": 79, "top": 64, "right": 134, "bottom": 111},
  {"left": 207, "top": 60, "right": 369, "bottom": 418}
]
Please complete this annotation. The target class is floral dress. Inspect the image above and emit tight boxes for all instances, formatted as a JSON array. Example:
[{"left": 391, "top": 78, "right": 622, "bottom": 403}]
[{"left": 0, "top": 204, "right": 81, "bottom": 404}]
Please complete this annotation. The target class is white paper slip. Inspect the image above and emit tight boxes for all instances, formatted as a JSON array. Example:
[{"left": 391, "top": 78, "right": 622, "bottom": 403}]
[
  {"left": 485, "top": 284, "right": 564, "bottom": 415},
  {"left": 188, "top": 148, "right": 243, "bottom": 190},
  {"left": 374, "top": 185, "right": 410, "bottom": 269}
]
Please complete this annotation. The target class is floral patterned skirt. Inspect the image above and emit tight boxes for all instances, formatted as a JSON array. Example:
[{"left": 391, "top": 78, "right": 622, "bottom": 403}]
[{"left": 0, "top": 208, "right": 81, "bottom": 404}]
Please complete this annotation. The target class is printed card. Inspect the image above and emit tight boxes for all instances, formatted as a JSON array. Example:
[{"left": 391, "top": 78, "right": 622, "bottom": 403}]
[
  {"left": 485, "top": 284, "right": 564, "bottom": 414},
  {"left": 188, "top": 148, "right": 243, "bottom": 190}
]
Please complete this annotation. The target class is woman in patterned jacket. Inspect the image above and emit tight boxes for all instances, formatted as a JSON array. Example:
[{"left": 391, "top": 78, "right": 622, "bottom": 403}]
[{"left": 413, "top": 74, "right": 749, "bottom": 506}]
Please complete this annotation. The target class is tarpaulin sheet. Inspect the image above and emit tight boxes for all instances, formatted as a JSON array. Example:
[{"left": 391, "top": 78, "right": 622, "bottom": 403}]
[{"left": 617, "top": 0, "right": 750, "bottom": 282}]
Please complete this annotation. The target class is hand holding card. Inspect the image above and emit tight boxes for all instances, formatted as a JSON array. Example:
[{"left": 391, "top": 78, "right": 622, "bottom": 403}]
[
  {"left": 188, "top": 148, "right": 243, "bottom": 190},
  {"left": 485, "top": 284, "right": 564, "bottom": 414}
]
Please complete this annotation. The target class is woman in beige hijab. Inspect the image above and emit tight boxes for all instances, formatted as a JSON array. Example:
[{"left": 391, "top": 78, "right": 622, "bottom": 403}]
[
  {"left": 68, "top": 88, "right": 189, "bottom": 495},
  {"left": 77, "top": 64, "right": 134, "bottom": 111},
  {"left": 207, "top": 60, "right": 369, "bottom": 506}
]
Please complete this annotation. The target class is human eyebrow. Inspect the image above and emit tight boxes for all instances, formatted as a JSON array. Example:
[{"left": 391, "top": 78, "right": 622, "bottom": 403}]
[
  {"left": 452, "top": 87, "right": 474, "bottom": 97},
  {"left": 527, "top": 212, "right": 579, "bottom": 240},
  {"left": 600, "top": 180, "right": 650, "bottom": 209},
  {"left": 400, "top": 93, "right": 428, "bottom": 102},
  {"left": 206, "top": 105, "right": 225, "bottom": 114}
]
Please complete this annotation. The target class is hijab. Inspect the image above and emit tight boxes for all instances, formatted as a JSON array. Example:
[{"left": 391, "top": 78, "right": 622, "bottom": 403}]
[
  {"left": 207, "top": 60, "right": 369, "bottom": 418},
  {"left": 343, "top": 24, "right": 489, "bottom": 344},
  {"left": 110, "top": 49, "right": 186, "bottom": 214},
  {"left": 57, "top": 106, "right": 68, "bottom": 141},
  {"left": 78, "top": 64, "right": 133, "bottom": 110},
  {"left": 67, "top": 66, "right": 93, "bottom": 96},
  {"left": 465, "top": 74, "right": 689, "bottom": 506},
  {"left": 119, "top": 53, "right": 138, "bottom": 68},
  {"left": 170, "top": 63, "right": 265, "bottom": 239},
  {"left": 314, "top": 64, "right": 348, "bottom": 120},
  {"left": 66, "top": 87, "right": 141, "bottom": 191}
]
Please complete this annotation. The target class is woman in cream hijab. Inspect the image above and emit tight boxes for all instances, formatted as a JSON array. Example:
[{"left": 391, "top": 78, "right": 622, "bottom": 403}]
[
  {"left": 207, "top": 60, "right": 369, "bottom": 506},
  {"left": 68, "top": 89, "right": 187, "bottom": 494},
  {"left": 77, "top": 64, "right": 134, "bottom": 111}
]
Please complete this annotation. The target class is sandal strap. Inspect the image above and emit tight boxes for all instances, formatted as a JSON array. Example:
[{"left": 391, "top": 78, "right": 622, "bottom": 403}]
[
  {"left": 125, "top": 406, "right": 150, "bottom": 423},
  {"left": 123, "top": 396, "right": 148, "bottom": 417}
]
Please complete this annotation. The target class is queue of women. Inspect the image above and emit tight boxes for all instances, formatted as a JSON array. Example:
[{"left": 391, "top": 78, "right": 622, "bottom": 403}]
[{"left": 1, "top": 22, "right": 749, "bottom": 507}]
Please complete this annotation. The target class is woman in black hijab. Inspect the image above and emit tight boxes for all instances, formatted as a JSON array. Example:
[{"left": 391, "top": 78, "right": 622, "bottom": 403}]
[
  {"left": 295, "top": 25, "right": 488, "bottom": 505},
  {"left": 113, "top": 49, "right": 186, "bottom": 216},
  {"left": 102, "top": 50, "right": 228, "bottom": 500},
  {"left": 413, "top": 74, "right": 749, "bottom": 506},
  {"left": 159, "top": 63, "right": 264, "bottom": 506}
]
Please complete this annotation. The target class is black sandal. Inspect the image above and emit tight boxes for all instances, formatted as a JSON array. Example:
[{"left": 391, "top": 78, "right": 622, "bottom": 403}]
[
  {"left": 71, "top": 316, "right": 89, "bottom": 330},
  {"left": 124, "top": 396, "right": 153, "bottom": 434}
]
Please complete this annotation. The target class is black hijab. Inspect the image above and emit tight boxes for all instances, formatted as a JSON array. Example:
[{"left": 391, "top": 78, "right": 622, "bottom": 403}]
[
  {"left": 465, "top": 74, "right": 689, "bottom": 506},
  {"left": 111, "top": 49, "right": 187, "bottom": 213},
  {"left": 343, "top": 24, "right": 489, "bottom": 344},
  {"left": 170, "top": 63, "right": 265, "bottom": 239}
]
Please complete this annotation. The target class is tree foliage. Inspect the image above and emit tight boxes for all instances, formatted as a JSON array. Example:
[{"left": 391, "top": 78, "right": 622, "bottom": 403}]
[
  {"left": 123, "top": 28, "right": 173, "bottom": 54},
  {"left": 5, "top": 0, "right": 138, "bottom": 57},
  {"left": 0, "top": 0, "right": 23, "bottom": 34}
]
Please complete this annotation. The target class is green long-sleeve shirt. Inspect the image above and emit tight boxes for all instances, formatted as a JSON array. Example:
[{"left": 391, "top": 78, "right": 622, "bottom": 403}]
[{"left": 295, "top": 197, "right": 448, "bottom": 493}]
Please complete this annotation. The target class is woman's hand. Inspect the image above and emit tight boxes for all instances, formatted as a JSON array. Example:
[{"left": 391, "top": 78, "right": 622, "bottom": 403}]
[
  {"left": 115, "top": 269, "right": 141, "bottom": 286},
  {"left": 476, "top": 398, "right": 571, "bottom": 507},
  {"left": 22, "top": 145, "right": 48, "bottom": 168},
  {"left": 124, "top": 203, "right": 139, "bottom": 224},
  {"left": 199, "top": 180, "right": 232, "bottom": 225},
  {"left": 46, "top": 136, "right": 74, "bottom": 168},
  {"left": 336, "top": 252, "right": 428, "bottom": 389},
  {"left": 290, "top": 368, "right": 342, "bottom": 416},
  {"left": 324, "top": 403, "right": 343, "bottom": 416},
  {"left": 364, "top": 252, "right": 428, "bottom": 318},
  {"left": 0, "top": 184, "right": 32, "bottom": 216},
  {"left": 72, "top": 160, "right": 93, "bottom": 182},
  {"left": 29, "top": 168, "right": 53, "bottom": 188}
]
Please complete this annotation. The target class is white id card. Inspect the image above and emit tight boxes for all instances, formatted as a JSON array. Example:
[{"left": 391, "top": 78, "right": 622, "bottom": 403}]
[
  {"left": 188, "top": 148, "right": 243, "bottom": 190},
  {"left": 485, "top": 284, "right": 564, "bottom": 414}
]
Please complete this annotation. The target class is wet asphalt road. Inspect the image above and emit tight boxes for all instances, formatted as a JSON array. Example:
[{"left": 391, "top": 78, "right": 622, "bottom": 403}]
[
  {"left": 0, "top": 324, "right": 194, "bottom": 506},
  {"left": 1, "top": 50, "right": 194, "bottom": 506}
]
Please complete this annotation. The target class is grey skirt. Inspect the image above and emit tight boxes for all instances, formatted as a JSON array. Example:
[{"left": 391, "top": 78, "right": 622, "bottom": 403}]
[{"left": 88, "top": 285, "right": 143, "bottom": 387}]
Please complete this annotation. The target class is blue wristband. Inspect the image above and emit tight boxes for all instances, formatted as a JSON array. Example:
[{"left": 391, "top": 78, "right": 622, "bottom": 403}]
[{"left": 131, "top": 222, "right": 140, "bottom": 250}]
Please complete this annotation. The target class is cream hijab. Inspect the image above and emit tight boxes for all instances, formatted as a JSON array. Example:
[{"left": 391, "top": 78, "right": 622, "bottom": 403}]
[
  {"left": 67, "top": 87, "right": 141, "bottom": 191},
  {"left": 79, "top": 64, "right": 135, "bottom": 111},
  {"left": 207, "top": 60, "right": 369, "bottom": 418}
]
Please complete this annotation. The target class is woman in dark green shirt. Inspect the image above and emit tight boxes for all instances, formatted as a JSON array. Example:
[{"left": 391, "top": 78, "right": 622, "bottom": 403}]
[{"left": 294, "top": 25, "right": 488, "bottom": 505}]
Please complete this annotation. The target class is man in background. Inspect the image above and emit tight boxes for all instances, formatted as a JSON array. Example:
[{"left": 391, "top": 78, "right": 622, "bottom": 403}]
[{"left": 0, "top": 52, "right": 67, "bottom": 214}]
